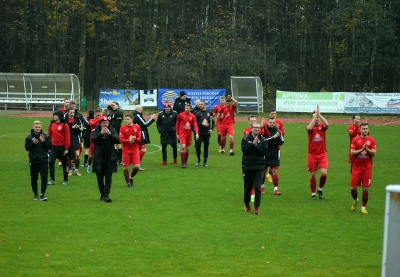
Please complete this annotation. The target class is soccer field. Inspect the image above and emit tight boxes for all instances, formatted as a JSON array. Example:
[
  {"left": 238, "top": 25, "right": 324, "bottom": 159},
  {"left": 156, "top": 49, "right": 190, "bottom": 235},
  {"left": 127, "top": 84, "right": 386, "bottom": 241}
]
[{"left": 0, "top": 116, "right": 399, "bottom": 276}]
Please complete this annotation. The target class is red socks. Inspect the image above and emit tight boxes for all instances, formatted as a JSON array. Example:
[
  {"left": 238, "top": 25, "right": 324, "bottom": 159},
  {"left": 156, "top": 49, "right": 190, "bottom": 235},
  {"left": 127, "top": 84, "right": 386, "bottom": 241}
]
[
  {"left": 131, "top": 168, "right": 139, "bottom": 178},
  {"left": 310, "top": 177, "right": 316, "bottom": 193},
  {"left": 75, "top": 158, "right": 80, "bottom": 169},
  {"left": 123, "top": 169, "right": 130, "bottom": 184},
  {"left": 272, "top": 175, "right": 279, "bottom": 187},
  {"left": 362, "top": 191, "right": 368, "bottom": 207},
  {"left": 139, "top": 151, "right": 145, "bottom": 161},
  {"left": 319, "top": 175, "right": 327, "bottom": 188}
]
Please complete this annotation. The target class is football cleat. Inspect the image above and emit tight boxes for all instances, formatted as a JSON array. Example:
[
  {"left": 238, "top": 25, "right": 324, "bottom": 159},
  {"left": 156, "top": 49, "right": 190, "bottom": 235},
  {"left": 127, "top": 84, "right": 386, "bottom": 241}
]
[
  {"left": 351, "top": 200, "right": 358, "bottom": 211},
  {"left": 254, "top": 208, "right": 259, "bottom": 215}
]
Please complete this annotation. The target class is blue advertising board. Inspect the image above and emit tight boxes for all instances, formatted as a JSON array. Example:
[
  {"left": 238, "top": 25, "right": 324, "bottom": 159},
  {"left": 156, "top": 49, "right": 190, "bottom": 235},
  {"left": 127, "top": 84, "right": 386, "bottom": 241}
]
[
  {"left": 157, "top": 88, "right": 226, "bottom": 110},
  {"left": 99, "top": 89, "right": 139, "bottom": 110}
]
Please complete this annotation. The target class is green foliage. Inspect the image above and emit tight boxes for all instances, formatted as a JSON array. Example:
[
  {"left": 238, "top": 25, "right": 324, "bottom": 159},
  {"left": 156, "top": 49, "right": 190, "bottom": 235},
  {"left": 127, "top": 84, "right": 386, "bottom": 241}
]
[
  {"left": 1, "top": 115, "right": 398, "bottom": 276},
  {"left": 3, "top": 0, "right": 400, "bottom": 96}
]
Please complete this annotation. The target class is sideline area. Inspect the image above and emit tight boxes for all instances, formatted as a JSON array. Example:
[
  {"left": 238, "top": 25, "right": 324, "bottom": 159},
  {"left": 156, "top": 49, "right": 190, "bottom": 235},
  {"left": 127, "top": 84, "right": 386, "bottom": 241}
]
[{"left": 1, "top": 109, "right": 399, "bottom": 125}]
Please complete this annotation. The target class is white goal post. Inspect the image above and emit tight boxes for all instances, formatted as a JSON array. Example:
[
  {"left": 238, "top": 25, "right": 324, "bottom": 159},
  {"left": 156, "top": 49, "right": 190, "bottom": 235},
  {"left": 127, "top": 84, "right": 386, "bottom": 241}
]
[{"left": 381, "top": 185, "right": 400, "bottom": 277}]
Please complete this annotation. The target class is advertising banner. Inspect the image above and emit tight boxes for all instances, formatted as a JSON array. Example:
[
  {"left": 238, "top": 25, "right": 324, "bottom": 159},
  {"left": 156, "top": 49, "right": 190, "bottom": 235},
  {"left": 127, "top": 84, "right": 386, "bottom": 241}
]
[
  {"left": 344, "top": 93, "right": 400, "bottom": 114},
  {"left": 157, "top": 88, "right": 226, "bottom": 110},
  {"left": 139, "top": 89, "right": 157, "bottom": 107},
  {"left": 99, "top": 88, "right": 139, "bottom": 110},
  {"left": 276, "top": 91, "right": 345, "bottom": 113}
]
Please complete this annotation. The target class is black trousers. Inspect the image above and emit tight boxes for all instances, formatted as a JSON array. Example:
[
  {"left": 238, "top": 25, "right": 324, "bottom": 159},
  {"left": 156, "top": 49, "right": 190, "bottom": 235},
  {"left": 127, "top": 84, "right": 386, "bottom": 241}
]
[
  {"left": 30, "top": 162, "right": 48, "bottom": 194},
  {"left": 49, "top": 146, "right": 68, "bottom": 182},
  {"left": 96, "top": 169, "right": 113, "bottom": 197},
  {"left": 243, "top": 170, "right": 264, "bottom": 208},
  {"left": 195, "top": 132, "right": 210, "bottom": 162},
  {"left": 161, "top": 144, "right": 177, "bottom": 162}
]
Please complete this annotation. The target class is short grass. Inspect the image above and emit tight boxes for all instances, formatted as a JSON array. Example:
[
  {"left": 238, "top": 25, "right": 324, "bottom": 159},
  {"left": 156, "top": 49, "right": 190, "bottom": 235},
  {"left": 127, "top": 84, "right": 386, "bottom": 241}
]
[{"left": 0, "top": 115, "right": 399, "bottom": 277}]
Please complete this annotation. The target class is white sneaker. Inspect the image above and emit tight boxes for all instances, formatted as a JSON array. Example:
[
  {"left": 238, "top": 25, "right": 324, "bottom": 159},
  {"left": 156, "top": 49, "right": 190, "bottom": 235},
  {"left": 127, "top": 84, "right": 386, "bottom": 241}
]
[{"left": 68, "top": 170, "right": 72, "bottom": 176}]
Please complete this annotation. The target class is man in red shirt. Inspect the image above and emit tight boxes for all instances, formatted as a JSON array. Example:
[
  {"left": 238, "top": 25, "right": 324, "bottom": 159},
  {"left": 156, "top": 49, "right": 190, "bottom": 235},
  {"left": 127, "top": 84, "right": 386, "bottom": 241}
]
[
  {"left": 220, "top": 95, "right": 237, "bottom": 155},
  {"left": 306, "top": 105, "right": 329, "bottom": 200},
  {"left": 48, "top": 109, "right": 70, "bottom": 185},
  {"left": 347, "top": 114, "right": 361, "bottom": 170},
  {"left": 119, "top": 114, "right": 142, "bottom": 188},
  {"left": 213, "top": 96, "right": 226, "bottom": 152},
  {"left": 176, "top": 104, "right": 199, "bottom": 168},
  {"left": 243, "top": 115, "right": 256, "bottom": 137},
  {"left": 350, "top": 123, "right": 376, "bottom": 214},
  {"left": 86, "top": 109, "right": 102, "bottom": 173},
  {"left": 59, "top": 98, "right": 71, "bottom": 114}
]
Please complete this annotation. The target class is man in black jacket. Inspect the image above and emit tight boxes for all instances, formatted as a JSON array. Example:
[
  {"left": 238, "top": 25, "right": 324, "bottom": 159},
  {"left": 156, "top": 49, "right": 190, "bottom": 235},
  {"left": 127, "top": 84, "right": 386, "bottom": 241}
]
[
  {"left": 261, "top": 118, "right": 284, "bottom": 195},
  {"left": 132, "top": 105, "right": 157, "bottom": 170},
  {"left": 173, "top": 91, "right": 191, "bottom": 115},
  {"left": 241, "top": 123, "right": 268, "bottom": 215},
  {"left": 156, "top": 102, "right": 178, "bottom": 165},
  {"left": 195, "top": 101, "right": 214, "bottom": 167},
  {"left": 106, "top": 101, "right": 124, "bottom": 164},
  {"left": 25, "top": 121, "right": 52, "bottom": 201},
  {"left": 92, "top": 116, "right": 120, "bottom": 202}
]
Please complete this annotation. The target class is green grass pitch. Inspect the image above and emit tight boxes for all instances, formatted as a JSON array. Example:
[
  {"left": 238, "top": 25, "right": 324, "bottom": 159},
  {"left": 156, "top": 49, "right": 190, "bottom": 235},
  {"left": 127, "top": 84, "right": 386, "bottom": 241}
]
[{"left": 0, "top": 115, "right": 399, "bottom": 276}]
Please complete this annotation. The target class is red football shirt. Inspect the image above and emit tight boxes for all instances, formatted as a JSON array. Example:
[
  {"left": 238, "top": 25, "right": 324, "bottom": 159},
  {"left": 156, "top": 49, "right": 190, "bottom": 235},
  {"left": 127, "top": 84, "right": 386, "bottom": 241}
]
[
  {"left": 176, "top": 112, "right": 198, "bottom": 136},
  {"left": 307, "top": 124, "right": 327, "bottom": 155},
  {"left": 243, "top": 127, "right": 251, "bottom": 136},
  {"left": 119, "top": 124, "right": 141, "bottom": 154},
  {"left": 351, "top": 136, "right": 376, "bottom": 169},
  {"left": 213, "top": 104, "right": 225, "bottom": 125},
  {"left": 48, "top": 121, "right": 70, "bottom": 150},
  {"left": 222, "top": 105, "right": 236, "bottom": 125}
]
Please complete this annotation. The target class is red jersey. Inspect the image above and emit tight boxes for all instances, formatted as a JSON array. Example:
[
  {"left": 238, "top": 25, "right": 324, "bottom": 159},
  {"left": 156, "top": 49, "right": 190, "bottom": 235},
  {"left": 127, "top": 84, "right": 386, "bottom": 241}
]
[
  {"left": 176, "top": 112, "right": 198, "bottom": 136},
  {"left": 222, "top": 105, "right": 236, "bottom": 125},
  {"left": 213, "top": 104, "right": 225, "bottom": 125},
  {"left": 348, "top": 124, "right": 360, "bottom": 144},
  {"left": 351, "top": 136, "right": 376, "bottom": 169},
  {"left": 243, "top": 127, "right": 252, "bottom": 136},
  {"left": 119, "top": 124, "right": 141, "bottom": 154},
  {"left": 307, "top": 124, "right": 327, "bottom": 155},
  {"left": 89, "top": 117, "right": 101, "bottom": 141},
  {"left": 48, "top": 121, "right": 70, "bottom": 150}
]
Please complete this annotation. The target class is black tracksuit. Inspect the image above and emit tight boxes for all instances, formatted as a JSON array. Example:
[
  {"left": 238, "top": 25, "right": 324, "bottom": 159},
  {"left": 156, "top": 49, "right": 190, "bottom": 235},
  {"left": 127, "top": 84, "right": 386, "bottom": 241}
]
[
  {"left": 25, "top": 129, "right": 52, "bottom": 195},
  {"left": 195, "top": 109, "right": 214, "bottom": 163},
  {"left": 241, "top": 133, "right": 268, "bottom": 208},
  {"left": 173, "top": 97, "right": 191, "bottom": 114},
  {"left": 132, "top": 110, "right": 155, "bottom": 145},
  {"left": 263, "top": 126, "right": 284, "bottom": 166},
  {"left": 91, "top": 124, "right": 120, "bottom": 198},
  {"left": 156, "top": 109, "right": 178, "bottom": 162}
]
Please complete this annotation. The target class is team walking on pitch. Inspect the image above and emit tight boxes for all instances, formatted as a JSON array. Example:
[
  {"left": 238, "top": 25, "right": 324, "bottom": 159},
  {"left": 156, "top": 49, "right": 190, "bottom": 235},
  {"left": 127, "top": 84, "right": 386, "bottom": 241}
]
[{"left": 25, "top": 99, "right": 376, "bottom": 215}]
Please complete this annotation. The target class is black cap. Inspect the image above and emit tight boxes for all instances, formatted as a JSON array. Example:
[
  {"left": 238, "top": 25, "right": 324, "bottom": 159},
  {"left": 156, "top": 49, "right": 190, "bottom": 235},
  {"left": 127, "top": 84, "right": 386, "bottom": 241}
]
[{"left": 180, "top": 91, "right": 186, "bottom": 97}]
